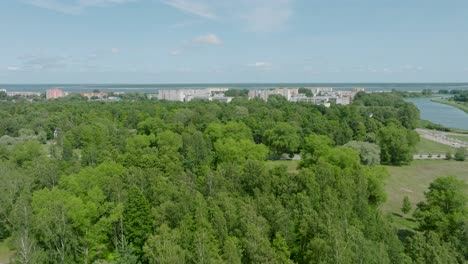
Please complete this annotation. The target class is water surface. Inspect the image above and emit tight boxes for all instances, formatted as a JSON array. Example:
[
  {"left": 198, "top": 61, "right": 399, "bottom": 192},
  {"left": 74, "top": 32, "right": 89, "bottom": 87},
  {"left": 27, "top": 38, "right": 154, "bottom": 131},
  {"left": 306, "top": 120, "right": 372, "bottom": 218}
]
[{"left": 406, "top": 97, "right": 468, "bottom": 130}]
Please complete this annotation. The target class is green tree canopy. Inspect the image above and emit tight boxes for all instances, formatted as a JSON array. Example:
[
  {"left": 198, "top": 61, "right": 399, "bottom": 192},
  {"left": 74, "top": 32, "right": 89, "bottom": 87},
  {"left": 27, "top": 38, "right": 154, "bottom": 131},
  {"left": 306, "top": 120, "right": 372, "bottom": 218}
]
[{"left": 264, "top": 122, "right": 301, "bottom": 156}]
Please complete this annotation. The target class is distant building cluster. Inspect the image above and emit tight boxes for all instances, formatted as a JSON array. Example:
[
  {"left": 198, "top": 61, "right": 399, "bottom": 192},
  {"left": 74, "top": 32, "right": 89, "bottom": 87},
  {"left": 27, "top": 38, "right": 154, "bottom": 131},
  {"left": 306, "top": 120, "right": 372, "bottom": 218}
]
[
  {"left": 5, "top": 91, "right": 41, "bottom": 97},
  {"left": 248, "top": 87, "right": 362, "bottom": 106},
  {"left": 154, "top": 87, "right": 360, "bottom": 106},
  {"left": 1, "top": 86, "right": 365, "bottom": 106},
  {"left": 44, "top": 89, "right": 122, "bottom": 101},
  {"left": 157, "top": 88, "right": 233, "bottom": 103},
  {"left": 0, "top": 88, "right": 41, "bottom": 102},
  {"left": 80, "top": 92, "right": 109, "bottom": 100},
  {"left": 248, "top": 88, "right": 299, "bottom": 101}
]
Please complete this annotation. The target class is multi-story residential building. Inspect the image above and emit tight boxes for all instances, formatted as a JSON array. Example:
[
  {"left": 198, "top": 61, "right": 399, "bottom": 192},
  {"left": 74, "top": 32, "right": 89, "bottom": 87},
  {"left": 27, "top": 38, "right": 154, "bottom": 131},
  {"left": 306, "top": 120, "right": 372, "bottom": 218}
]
[
  {"left": 250, "top": 87, "right": 359, "bottom": 106},
  {"left": 158, "top": 88, "right": 230, "bottom": 102},
  {"left": 46, "top": 88, "right": 64, "bottom": 99},
  {"left": 6, "top": 91, "right": 41, "bottom": 97},
  {"left": 79, "top": 92, "right": 108, "bottom": 100},
  {"left": 248, "top": 88, "right": 299, "bottom": 101}
]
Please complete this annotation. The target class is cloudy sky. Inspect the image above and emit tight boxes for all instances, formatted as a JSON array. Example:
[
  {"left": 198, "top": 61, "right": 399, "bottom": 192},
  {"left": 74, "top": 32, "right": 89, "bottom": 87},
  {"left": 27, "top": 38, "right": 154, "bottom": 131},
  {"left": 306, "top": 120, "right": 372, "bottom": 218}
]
[{"left": 1, "top": 0, "right": 468, "bottom": 83}]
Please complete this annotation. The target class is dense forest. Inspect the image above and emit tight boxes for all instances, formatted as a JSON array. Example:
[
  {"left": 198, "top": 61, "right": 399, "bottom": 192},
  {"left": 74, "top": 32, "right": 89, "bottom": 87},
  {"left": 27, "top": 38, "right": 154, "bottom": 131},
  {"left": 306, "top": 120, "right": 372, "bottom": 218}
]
[
  {"left": 0, "top": 92, "right": 466, "bottom": 263},
  {"left": 453, "top": 91, "right": 468, "bottom": 103},
  {"left": 439, "top": 89, "right": 468, "bottom": 102}
]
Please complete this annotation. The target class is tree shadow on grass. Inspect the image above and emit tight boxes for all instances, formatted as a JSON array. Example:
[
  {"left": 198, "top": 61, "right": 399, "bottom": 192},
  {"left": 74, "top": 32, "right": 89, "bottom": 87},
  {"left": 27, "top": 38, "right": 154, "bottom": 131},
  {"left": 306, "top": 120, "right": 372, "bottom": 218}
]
[
  {"left": 397, "top": 228, "right": 416, "bottom": 241},
  {"left": 392, "top": 212, "right": 403, "bottom": 217}
]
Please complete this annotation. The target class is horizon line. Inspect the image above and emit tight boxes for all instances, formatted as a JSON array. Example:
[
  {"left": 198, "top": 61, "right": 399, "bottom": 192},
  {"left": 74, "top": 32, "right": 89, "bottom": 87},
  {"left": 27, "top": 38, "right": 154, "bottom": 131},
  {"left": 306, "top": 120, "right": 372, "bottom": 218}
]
[{"left": 2, "top": 82, "right": 468, "bottom": 85}]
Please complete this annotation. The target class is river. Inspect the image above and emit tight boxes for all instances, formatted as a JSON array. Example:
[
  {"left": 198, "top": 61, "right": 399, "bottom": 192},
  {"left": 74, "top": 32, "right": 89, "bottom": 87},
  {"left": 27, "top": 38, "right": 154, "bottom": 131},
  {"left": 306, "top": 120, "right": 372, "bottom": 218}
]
[{"left": 405, "top": 97, "right": 468, "bottom": 130}]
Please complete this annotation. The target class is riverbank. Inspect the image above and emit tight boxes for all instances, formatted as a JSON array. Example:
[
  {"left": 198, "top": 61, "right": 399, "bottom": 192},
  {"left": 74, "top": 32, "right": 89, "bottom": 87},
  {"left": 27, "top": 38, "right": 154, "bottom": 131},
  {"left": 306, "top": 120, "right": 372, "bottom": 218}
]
[
  {"left": 431, "top": 98, "right": 468, "bottom": 113},
  {"left": 405, "top": 97, "right": 468, "bottom": 130}
]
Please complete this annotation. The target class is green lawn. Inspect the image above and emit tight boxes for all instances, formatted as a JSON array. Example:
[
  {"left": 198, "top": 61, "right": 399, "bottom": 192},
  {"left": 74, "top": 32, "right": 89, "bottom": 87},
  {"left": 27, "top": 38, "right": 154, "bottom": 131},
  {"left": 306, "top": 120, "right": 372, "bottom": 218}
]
[
  {"left": 383, "top": 160, "right": 468, "bottom": 214},
  {"left": 0, "top": 238, "right": 12, "bottom": 264},
  {"left": 265, "top": 160, "right": 300, "bottom": 174},
  {"left": 414, "top": 138, "right": 456, "bottom": 154},
  {"left": 382, "top": 160, "right": 468, "bottom": 230}
]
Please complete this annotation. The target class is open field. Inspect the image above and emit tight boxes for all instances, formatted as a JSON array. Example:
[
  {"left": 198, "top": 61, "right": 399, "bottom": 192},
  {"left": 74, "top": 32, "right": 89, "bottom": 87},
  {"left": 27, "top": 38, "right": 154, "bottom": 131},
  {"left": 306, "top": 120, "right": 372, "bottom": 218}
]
[
  {"left": 431, "top": 98, "right": 468, "bottom": 113},
  {"left": 265, "top": 160, "right": 300, "bottom": 173},
  {"left": 382, "top": 160, "right": 468, "bottom": 215},
  {"left": 0, "top": 239, "right": 12, "bottom": 264},
  {"left": 414, "top": 137, "right": 456, "bottom": 154}
]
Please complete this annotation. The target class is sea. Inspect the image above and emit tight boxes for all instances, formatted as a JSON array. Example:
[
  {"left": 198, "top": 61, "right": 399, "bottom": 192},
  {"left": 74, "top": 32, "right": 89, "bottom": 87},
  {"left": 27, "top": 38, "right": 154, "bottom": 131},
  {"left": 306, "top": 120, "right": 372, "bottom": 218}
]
[{"left": 1, "top": 83, "right": 468, "bottom": 93}]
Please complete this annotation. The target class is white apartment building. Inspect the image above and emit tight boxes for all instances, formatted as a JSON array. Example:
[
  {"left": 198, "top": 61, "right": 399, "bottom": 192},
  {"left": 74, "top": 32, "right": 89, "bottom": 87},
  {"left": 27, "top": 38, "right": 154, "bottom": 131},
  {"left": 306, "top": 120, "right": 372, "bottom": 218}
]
[
  {"left": 158, "top": 88, "right": 229, "bottom": 102},
  {"left": 248, "top": 88, "right": 299, "bottom": 101}
]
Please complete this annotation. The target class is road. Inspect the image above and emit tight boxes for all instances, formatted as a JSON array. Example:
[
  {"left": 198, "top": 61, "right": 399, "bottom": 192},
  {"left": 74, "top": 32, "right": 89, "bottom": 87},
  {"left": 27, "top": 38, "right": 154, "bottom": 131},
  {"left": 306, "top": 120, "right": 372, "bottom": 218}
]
[{"left": 416, "top": 128, "right": 468, "bottom": 148}]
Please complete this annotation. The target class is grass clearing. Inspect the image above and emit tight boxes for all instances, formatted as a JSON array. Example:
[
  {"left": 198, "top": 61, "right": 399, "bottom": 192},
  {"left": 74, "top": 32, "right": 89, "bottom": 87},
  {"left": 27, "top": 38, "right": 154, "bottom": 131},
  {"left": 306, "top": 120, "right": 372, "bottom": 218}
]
[
  {"left": 382, "top": 160, "right": 468, "bottom": 215},
  {"left": 0, "top": 238, "right": 12, "bottom": 264},
  {"left": 265, "top": 160, "right": 300, "bottom": 174},
  {"left": 414, "top": 138, "right": 456, "bottom": 154},
  {"left": 382, "top": 160, "right": 468, "bottom": 230}
]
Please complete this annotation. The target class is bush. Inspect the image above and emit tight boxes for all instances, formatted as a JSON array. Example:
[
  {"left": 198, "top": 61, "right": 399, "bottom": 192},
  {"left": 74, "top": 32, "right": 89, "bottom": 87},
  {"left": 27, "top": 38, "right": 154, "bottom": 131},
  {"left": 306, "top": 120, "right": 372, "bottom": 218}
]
[
  {"left": 401, "top": 196, "right": 412, "bottom": 214},
  {"left": 454, "top": 147, "right": 466, "bottom": 161},
  {"left": 445, "top": 152, "right": 452, "bottom": 160}
]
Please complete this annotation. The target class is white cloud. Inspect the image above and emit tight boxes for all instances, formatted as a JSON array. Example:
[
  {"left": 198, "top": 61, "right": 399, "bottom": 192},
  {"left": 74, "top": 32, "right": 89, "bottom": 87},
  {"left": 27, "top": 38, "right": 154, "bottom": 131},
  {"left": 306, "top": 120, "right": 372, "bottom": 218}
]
[
  {"left": 302, "top": 66, "right": 321, "bottom": 74},
  {"left": 248, "top": 61, "right": 273, "bottom": 71},
  {"left": 7, "top": 66, "right": 21, "bottom": 71},
  {"left": 399, "top": 65, "right": 424, "bottom": 71},
  {"left": 242, "top": 0, "right": 293, "bottom": 32},
  {"left": 170, "top": 49, "right": 182, "bottom": 56},
  {"left": 249, "top": 62, "right": 272, "bottom": 67},
  {"left": 176, "top": 66, "right": 193, "bottom": 72},
  {"left": 80, "top": 0, "right": 135, "bottom": 5},
  {"left": 169, "top": 34, "right": 221, "bottom": 56},
  {"left": 349, "top": 64, "right": 424, "bottom": 74},
  {"left": 193, "top": 33, "right": 222, "bottom": 45},
  {"left": 169, "top": 20, "right": 204, "bottom": 29},
  {"left": 111, "top": 48, "right": 121, "bottom": 54},
  {"left": 162, "top": 0, "right": 294, "bottom": 32},
  {"left": 162, "top": 0, "right": 216, "bottom": 19},
  {"left": 17, "top": 54, "right": 68, "bottom": 70},
  {"left": 21, "top": 0, "right": 135, "bottom": 14}
]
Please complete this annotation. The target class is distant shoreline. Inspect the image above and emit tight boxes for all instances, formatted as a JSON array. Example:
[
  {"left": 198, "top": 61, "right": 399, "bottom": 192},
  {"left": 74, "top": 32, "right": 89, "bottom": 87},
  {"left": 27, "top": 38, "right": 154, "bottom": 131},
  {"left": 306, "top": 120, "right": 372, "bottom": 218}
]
[{"left": 431, "top": 98, "right": 468, "bottom": 114}]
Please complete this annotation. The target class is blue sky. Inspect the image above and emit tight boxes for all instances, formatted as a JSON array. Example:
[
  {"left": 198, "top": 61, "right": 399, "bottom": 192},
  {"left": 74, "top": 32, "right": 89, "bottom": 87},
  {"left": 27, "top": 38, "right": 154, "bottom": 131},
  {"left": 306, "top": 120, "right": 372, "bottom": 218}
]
[{"left": 1, "top": 0, "right": 467, "bottom": 83}]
